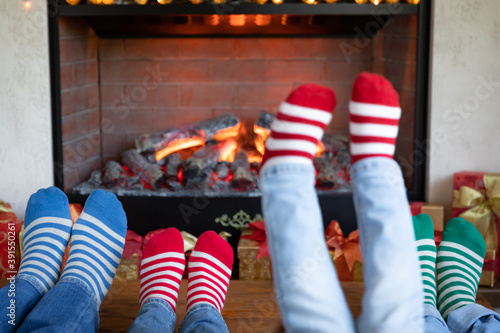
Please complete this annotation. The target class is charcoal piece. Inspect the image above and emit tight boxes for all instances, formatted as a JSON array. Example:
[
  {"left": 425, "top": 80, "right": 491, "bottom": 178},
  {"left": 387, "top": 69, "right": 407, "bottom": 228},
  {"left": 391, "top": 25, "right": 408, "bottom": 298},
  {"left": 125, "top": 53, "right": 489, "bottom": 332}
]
[
  {"left": 231, "top": 151, "right": 255, "bottom": 191},
  {"left": 88, "top": 170, "right": 103, "bottom": 187},
  {"left": 126, "top": 176, "right": 144, "bottom": 189},
  {"left": 255, "top": 111, "right": 275, "bottom": 130},
  {"left": 194, "top": 114, "right": 240, "bottom": 140},
  {"left": 165, "top": 153, "right": 183, "bottom": 180},
  {"left": 321, "top": 134, "right": 349, "bottom": 155},
  {"left": 212, "top": 181, "right": 231, "bottom": 193},
  {"left": 313, "top": 157, "right": 336, "bottom": 189},
  {"left": 182, "top": 143, "right": 220, "bottom": 181},
  {"left": 166, "top": 180, "right": 184, "bottom": 192},
  {"left": 102, "top": 160, "right": 126, "bottom": 188},
  {"left": 214, "top": 161, "right": 230, "bottom": 180},
  {"left": 122, "top": 149, "right": 165, "bottom": 190}
]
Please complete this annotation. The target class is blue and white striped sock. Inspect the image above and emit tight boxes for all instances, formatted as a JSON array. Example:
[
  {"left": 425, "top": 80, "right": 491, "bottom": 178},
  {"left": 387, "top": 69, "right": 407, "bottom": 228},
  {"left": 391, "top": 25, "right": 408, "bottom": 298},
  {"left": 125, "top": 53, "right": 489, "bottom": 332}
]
[
  {"left": 60, "top": 190, "right": 127, "bottom": 305},
  {"left": 18, "top": 187, "right": 73, "bottom": 293}
]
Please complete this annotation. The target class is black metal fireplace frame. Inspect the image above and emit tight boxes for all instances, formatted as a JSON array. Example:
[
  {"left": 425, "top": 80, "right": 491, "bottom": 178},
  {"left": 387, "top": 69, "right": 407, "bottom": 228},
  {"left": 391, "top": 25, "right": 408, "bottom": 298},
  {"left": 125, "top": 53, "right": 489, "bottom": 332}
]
[{"left": 48, "top": 0, "right": 431, "bottom": 238}]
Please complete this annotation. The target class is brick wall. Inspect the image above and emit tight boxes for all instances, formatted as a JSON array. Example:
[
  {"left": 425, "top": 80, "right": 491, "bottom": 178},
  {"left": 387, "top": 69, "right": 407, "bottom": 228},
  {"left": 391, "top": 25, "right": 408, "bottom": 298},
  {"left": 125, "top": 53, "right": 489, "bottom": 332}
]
[
  {"left": 98, "top": 37, "right": 373, "bottom": 162},
  {"left": 60, "top": 17, "right": 100, "bottom": 192},
  {"left": 372, "top": 15, "right": 418, "bottom": 188}
]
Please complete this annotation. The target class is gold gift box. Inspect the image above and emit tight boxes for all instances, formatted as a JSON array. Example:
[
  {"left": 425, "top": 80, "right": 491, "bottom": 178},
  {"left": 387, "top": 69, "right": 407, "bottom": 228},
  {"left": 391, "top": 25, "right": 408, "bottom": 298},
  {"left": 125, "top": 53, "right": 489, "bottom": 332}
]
[
  {"left": 237, "top": 231, "right": 271, "bottom": 280},
  {"left": 410, "top": 202, "right": 444, "bottom": 232},
  {"left": 116, "top": 254, "right": 140, "bottom": 280},
  {"left": 479, "top": 249, "right": 497, "bottom": 287}
]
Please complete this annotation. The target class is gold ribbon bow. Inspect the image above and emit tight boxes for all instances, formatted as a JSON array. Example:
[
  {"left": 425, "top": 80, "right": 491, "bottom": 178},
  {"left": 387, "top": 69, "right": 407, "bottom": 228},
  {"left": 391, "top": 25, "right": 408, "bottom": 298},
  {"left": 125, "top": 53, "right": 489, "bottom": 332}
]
[{"left": 452, "top": 175, "right": 500, "bottom": 249}]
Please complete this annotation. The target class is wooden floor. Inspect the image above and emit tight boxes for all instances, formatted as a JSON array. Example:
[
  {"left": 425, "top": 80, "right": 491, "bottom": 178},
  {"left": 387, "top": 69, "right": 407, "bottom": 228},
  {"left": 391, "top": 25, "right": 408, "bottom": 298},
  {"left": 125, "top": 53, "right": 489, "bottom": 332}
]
[{"left": 99, "top": 279, "right": 493, "bottom": 332}]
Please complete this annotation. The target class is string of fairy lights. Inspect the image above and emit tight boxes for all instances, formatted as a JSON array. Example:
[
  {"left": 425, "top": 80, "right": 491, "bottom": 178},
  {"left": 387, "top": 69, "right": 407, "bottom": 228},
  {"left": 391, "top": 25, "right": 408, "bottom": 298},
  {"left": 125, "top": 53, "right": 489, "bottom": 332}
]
[{"left": 65, "top": 0, "right": 420, "bottom": 5}]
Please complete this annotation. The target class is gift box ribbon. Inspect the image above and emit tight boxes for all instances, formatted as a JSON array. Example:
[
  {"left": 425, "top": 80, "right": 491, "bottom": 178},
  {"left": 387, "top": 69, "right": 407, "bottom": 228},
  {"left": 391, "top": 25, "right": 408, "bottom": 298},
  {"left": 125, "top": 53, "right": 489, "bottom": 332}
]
[
  {"left": 453, "top": 174, "right": 500, "bottom": 249},
  {"left": 241, "top": 220, "right": 269, "bottom": 260},
  {"left": 325, "top": 220, "right": 362, "bottom": 272}
]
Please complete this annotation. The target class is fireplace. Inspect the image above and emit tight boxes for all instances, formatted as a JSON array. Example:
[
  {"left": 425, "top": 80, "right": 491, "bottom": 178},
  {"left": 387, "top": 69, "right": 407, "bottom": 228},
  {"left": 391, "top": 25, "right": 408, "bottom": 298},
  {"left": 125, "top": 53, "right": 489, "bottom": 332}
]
[{"left": 49, "top": 0, "right": 430, "bottom": 240}]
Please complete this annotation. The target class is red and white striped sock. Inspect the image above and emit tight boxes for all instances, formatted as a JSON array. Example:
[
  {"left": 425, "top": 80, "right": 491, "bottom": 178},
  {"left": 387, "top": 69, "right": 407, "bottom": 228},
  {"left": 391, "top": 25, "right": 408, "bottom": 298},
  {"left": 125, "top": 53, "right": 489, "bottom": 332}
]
[
  {"left": 349, "top": 72, "right": 401, "bottom": 164},
  {"left": 139, "top": 228, "right": 185, "bottom": 311},
  {"left": 186, "top": 231, "right": 233, "bottom": 313},
  {"left": 260, "top": 83, "right": 336, "bottom": 170}
]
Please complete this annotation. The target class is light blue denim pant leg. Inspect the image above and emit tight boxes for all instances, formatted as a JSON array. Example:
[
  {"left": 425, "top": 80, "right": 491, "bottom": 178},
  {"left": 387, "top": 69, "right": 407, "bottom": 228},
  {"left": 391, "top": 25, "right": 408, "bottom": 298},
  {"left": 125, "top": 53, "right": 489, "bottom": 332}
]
[
  {"left": 351, "top": 158, "right": 424, "bottom": 333},
  {"left": 424, "top": 303, "right": 500, "bottom": 333},
  {"left": 128, "top": 299, "right": 228, "bottom": 333},
  {"left": 16, "top": 276, "right": 99, "bottom": 333},
  {"left": 260, "top": 163, "right": 356, "bottom": 333},
  {"left": 447, "top": 303, "right": 500, "bottom": 333},
  {"left": 0, "top": 274, "right": 45, "bottom": 333},
  {"left": 179, "top": 303, "right": 229, "bottom": 333},
  {"left": 424, "top": 304, "right": 450, "bottom": 332},
  {"left": 128, "top": 298, "right": 177, "bottom": 333}
]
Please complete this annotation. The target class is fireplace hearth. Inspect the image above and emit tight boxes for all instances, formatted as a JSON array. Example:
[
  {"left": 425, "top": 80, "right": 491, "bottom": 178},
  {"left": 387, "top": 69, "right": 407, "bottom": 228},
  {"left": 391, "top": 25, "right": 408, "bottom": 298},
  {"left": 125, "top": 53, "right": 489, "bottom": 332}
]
[{"left": 49, "top": 0, "right": 430, "bottom": 240}]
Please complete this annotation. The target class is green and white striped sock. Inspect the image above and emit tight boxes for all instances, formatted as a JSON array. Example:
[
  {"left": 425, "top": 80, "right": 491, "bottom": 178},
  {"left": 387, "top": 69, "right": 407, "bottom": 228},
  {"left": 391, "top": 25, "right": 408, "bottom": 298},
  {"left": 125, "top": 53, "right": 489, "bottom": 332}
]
[
  {"left": 413, "top": 214, "right": 437, "bottom": 307},
  {"left": 437, "top": 217, "right": 486, "bottom": 320}
]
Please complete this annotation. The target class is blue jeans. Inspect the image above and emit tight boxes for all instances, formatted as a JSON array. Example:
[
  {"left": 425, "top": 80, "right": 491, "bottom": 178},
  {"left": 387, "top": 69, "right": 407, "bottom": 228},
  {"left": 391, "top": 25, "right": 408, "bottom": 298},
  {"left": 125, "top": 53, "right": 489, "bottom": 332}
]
[
  {"left": 0, "top": 274, "right": 98, "bottom": 332},
  {"left": 260, "top": 157, "right": 499, "bottom": 333},
  {"left": 425, "top": 304, "right": 500, "bottom": 333},
  {"left": 0, "top": 274, "right": 228, "bottom": 332},
  {"left": 128, "top": 299, "right": 229, "bottom": 333}
]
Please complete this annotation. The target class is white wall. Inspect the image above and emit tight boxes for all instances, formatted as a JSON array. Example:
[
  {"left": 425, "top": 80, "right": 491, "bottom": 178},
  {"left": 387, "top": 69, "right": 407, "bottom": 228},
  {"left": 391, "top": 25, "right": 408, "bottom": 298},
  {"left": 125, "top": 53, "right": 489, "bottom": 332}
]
[
  {"left": 0, "top": 1, "right": 54, "bottom": 218},
  {"left": 427, "top": 0, "right": 500, "bottom": 219}
]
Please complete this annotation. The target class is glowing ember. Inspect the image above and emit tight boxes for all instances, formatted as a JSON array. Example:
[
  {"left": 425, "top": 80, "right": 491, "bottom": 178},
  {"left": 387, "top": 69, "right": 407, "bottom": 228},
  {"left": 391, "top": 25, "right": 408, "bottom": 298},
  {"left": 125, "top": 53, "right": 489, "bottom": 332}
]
[{"left": 155, "top": 137, "right": 205, "bottom": 161}]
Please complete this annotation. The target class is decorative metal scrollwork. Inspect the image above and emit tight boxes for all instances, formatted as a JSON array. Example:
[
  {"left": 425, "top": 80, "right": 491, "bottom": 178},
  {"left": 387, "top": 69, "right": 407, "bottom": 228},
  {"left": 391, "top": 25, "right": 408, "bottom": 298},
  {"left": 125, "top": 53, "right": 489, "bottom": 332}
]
[{"left": 215, "top": 210, "right": 263, "bottom": 229}]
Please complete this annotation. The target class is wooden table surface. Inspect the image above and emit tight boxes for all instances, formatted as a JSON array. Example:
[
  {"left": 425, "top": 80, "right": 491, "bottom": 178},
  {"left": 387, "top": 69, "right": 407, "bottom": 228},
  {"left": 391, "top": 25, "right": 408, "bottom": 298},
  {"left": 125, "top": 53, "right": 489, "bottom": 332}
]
[{"left": 99, "top": 279, "right": 493, "bottom": 332}]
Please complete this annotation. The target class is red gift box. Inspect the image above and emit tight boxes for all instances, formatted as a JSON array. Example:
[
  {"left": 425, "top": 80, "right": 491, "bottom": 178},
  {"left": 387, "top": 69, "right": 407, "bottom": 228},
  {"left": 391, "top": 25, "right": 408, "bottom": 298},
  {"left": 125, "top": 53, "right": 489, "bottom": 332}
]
[
  {"left": 0, "top": 202, "right": 21, "bottom": 287},
  {"left": 452, "top": 171, "right": 500, "bottom": 287}
]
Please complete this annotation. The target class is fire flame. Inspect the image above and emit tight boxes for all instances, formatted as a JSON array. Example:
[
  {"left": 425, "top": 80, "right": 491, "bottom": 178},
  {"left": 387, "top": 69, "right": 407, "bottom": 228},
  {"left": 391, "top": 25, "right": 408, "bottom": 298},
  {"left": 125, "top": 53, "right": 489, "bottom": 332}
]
[
  {"left": 155, "top": 137, "right": 205, "bottom": 161},
  {"left": 218, "top": 139, "right": 239, "bottom": 163},
  {"left": 212, "top": 123, "right": 242, "bottom": 142},
  {"left": 316, "top": 141, "right": 325, "bottom": 157}
]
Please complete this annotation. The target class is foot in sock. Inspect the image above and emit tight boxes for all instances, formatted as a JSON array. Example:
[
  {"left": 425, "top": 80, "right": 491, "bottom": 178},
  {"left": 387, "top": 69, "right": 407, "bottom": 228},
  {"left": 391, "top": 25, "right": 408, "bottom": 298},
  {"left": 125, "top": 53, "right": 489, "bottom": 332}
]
[
  {"left": 139, "top": 228, "right": 185, "bottom": 311},
  {"left": 413, "top": 214, "right": 437, "bottom": 307},
  {"left": 60, "top": 190, "right": 127, "bottom": 305},
  {"left": 437, "top": 217, "right": 486, "bottom": 320},
  {"left": 349, "top": 72, "right": 401, "bottom": 164},
  {"left": 18, "top": 187, "right": 73, "bottom": 293},
  {"left": 260, "top": 83, "right": 336, "bottom": 171},
  {"left": 186, "top": 231, "right": 233, "bottom": 313}
]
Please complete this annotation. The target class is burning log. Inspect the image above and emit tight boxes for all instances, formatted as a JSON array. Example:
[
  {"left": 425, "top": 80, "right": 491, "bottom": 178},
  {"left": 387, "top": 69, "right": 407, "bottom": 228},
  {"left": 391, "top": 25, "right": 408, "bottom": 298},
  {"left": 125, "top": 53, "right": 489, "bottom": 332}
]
[
  {"left": 102, "top": 160, "right": 127, "bottom": 188},
  {"left": 313, "top": 157, "right": 336, "bottom": 189},
  {"left": 255, "top": 111, "right": 275, "bottom": 130},
  {"left": 122, "top": 149, "right": 165, "bottom": 190},
  {"left": 253, "top": 111, "right": 275, "bottom": 155},
  {"left": 135, "top": 127, "right": 205, "bottom": 162},
  {"left": 195, "top": 114, "right": 241, "bottom": 141},
  {"left": 231, "top": 151, "right": 256, "bottom": 191},
  {"left": 135, "top": 114, "right": 241, "bottom": 162}
]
